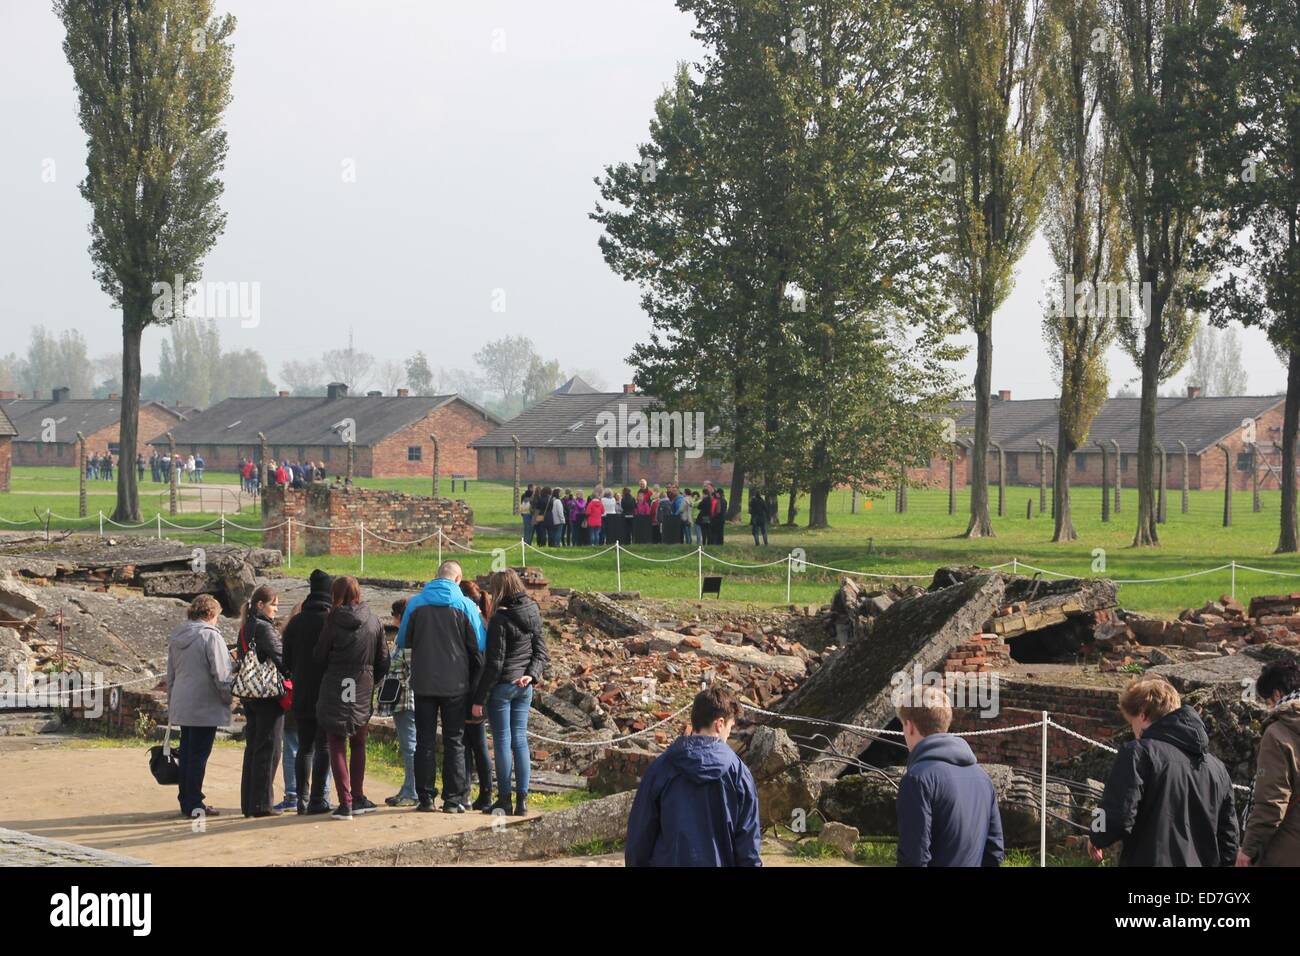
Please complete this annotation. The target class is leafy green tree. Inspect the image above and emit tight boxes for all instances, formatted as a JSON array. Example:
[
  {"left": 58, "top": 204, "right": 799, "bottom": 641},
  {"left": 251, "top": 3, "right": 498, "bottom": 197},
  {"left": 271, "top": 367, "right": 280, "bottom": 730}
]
[
  {"left": 18, "top": 326, "right": 94, "bottom": 398},
  {"left": 522, "top": 355, "right": 564, "bottom": 407},
  {"left": 1040, "top": 0, "right": 1126, "bottom": 541},
  {"left": 933, "top": 0, "right": 1051, "bottom": 538},
  {"left": 405, "top": 351, "right": 435, "bottom": 395},
  {"left": 1201, "top": 0, "right": 1300, "bottom": 551},
  {"left": 1096, "top": 0, "right": 1232, "bottom": 546},
  {"left": 782, "top": 0, "right": 962, "bottom": 526},
  {"left": 57, "top": 0, "right": 234, "bottom": 521}
]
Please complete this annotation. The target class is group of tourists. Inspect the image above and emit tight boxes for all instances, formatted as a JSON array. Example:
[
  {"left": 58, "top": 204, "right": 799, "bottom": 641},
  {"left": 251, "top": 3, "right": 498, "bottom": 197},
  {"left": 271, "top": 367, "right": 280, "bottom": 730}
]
[
  {"left": 521, "top": 479, "right": 772, "bottom": 548},
  {"left": 83, "top": 452, "right": 114, "bottom": 481},
  {"left": 239, "top": 457, "right": 332, "bottom": 495},
  {"left": 164, "top": 560, "right": 548, "bottom": 822},
  {"left": 624, "top": 669, "right": 1300, "bottom": 867},
  {"left": 147, "top": 452, "right": 204, "bottom": 484}
]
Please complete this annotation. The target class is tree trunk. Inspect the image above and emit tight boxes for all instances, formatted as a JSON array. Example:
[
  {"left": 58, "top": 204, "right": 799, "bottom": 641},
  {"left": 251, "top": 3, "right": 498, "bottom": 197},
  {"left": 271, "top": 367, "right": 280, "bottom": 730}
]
[
  {"left": 728, "top": 459, "right": 745, "bottom": 520},
  {"left": 1133, "top": 316, "right": 1161, "bottom": 546},
  {"left": 786, "top": 478, "right": 798, "bottom": 526},
  {"left": 965, "top": 327, "right": 994, "bottom": 536},
  {"left": 112, "top": 317, "right": 144, "bottom": 523},
  {"left": 808, "top": 479, "right": 831, "bottom": 529},
  {"left": 1278, "top": 348, "right": 1300, "bottom": 553},
  {"left": 807, "top": 442, "right": 831, "bottom": 528},
  {"left": 1053, "top": 427, "right": 1077, "bottom": 542}
]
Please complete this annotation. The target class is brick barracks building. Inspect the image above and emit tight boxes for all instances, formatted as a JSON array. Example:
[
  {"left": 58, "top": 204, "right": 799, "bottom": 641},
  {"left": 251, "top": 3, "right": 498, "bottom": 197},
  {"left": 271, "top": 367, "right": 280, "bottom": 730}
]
[
  {"left": 915, "top": 388, "right": 1288, "bottom": 493},
  {"left": 0, "top": 388, "right": 185, "bottom": 468},
  {"left": 150, "top": 384, "right": 500, "bottom": 479},
  {"left": 0, "top": 406, "right": 15, "bottom": 492},
  {"left": 471, "top": 376, "right": 732, "bottom": 489}
]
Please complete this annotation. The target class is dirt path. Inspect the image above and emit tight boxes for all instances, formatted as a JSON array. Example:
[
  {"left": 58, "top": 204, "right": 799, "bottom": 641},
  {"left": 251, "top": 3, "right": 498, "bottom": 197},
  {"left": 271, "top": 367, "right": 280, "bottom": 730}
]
[
  {"left": 0, "top": 739, "right": 857, "bottom": 867},
  {"left": 0, "top": 740, "right": 492, "bottom": 866}
]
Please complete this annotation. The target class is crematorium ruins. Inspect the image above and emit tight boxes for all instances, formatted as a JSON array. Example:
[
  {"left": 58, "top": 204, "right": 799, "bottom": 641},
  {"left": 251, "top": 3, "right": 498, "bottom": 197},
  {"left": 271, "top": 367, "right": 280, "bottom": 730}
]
[{"left": 2, "top": 528, "right": 1297, "bottom": 861}]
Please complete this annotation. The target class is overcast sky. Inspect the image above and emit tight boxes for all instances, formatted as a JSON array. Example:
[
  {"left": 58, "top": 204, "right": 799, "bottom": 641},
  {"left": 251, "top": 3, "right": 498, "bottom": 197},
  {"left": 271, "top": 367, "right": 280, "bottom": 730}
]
[{"left": 0, "top": 0, "right": 1287, "bottom": 400}]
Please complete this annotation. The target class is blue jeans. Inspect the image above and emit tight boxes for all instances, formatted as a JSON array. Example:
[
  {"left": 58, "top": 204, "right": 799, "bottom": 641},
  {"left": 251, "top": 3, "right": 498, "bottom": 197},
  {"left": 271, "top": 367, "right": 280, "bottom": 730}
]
[
  {"left": 682, "top": 520, "right": 693, "bottom": 544},
  {"left": 523, "top": 515, "right": 534, "bottom": 545},
  {"left": 393, "top": 707, "right": 418, "bottom": 800},
  {"left": 282, "top": 720, "right": 331, "bottom": 801},
  {"left": 487, "top": 682, "right": 533, "bottom": 799},
  {"left": 589, "top": 526, "right": 603, "bottom": 546},
  {"left": 549, "top": 524, "right": 563, "bottom": 547}
]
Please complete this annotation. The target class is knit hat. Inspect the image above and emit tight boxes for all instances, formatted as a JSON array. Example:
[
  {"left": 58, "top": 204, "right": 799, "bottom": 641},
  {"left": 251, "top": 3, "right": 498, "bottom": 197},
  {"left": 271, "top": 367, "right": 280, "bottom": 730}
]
[{"left": 308, "top": 569, "right": 333, "bottom": 596}]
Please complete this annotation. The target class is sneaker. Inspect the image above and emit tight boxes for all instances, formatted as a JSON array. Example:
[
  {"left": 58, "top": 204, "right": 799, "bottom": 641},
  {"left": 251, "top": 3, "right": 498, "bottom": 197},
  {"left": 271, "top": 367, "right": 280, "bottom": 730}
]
[
  {"left": 416, "top": 800, "right": 437, "bottom": 812},
  {"left": 514, "top": 795, "right": 530, "bottom": 817},
  {"left": 354, "top": 797, "right": 378, "bottom": 815},
  {"left": 273, "top": 796, "right": 297, "bottom": 812},
  {"left": 442, "top": 802, "right": 467, "bottom": 814},
  {"left": 331, "top": 805, "right": 353, "bottom": 821},
  {"left": 304, "top": 800, "right": 332, "bottom": 816},
  {"left": 386, "top": 795, "right": 418, "bottom": 808},
  {"left": 483, "top": 799, "right": 512, "bottom": 816}
]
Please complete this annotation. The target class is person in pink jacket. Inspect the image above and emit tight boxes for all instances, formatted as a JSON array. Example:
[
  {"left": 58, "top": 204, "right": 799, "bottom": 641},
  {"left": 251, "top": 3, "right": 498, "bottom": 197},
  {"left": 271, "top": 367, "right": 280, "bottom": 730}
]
[{"left": 585, "top": 494, "right": 605, "bottom": 546}]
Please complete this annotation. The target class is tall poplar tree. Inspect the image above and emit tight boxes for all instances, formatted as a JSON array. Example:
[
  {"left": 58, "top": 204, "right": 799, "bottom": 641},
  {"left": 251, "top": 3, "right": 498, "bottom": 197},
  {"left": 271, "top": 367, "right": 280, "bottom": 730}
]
[
  {"left": 58, "top": 0, "right": 234, "bottom": 521},
  {"left": 1040, "top": 0, "right": 1126, "bottom": 541},
  {"left": 934, "top": 0, "right": 1051, "bottom": 538}
]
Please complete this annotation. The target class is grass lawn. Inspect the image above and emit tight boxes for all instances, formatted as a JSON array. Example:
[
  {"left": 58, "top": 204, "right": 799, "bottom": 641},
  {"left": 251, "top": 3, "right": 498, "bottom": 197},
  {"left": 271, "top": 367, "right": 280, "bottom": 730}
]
[{"left": 6, "top": 467, "right": 1300, "bottom": 616}]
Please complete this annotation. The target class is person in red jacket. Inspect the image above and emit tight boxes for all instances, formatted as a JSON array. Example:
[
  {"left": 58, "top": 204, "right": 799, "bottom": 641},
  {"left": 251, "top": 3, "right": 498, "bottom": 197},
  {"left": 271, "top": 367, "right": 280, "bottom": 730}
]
[{"left": 585, "top": 493, "right": 605, "bottom": 546}]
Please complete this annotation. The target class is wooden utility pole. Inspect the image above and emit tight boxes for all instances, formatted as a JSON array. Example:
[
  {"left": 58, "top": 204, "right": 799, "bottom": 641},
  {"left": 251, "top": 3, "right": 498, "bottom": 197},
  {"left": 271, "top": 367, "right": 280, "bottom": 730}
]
[
  {"left": 1096, "top": 440, "right": 1110, "bottom": 523},
  {"left": 430, "top": 433, "right": 440, "bottom": 498}
]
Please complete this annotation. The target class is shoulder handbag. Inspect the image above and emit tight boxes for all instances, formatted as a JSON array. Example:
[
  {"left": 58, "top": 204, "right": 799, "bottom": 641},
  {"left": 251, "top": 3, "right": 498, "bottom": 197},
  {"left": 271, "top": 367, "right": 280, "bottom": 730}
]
[
  {"left": 149, "top": 719, "right": 181, "bottom": 785},
  {"left": 231, "top": 628, "right": 286, "bottom": 700}
]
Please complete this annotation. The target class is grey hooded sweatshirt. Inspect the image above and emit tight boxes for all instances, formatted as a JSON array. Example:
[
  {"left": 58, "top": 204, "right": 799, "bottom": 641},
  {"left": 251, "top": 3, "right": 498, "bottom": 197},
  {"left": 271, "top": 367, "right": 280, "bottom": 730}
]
[{"left": 166, "top": 618, "right": 234, "bottom": 727}]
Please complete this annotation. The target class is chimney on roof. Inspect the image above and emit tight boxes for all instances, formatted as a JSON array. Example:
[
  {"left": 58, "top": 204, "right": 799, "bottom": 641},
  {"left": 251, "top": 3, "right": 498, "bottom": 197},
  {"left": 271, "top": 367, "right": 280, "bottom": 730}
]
[
  {"left": 326, "top": 382, "right": 348, "bottom": 400},
  {"left": 396, "top": 388, "right": 409, "bottom": 397},
  {"left": 366, "top": 390, "right": 382, "bottom": 398},
  {"left": 1187, "top": 384, "right": 1202, "bottom": 399},
  {"left": 997, "top": 389, "right": 1011, "bottom": 401},
  {"left": 108, "top": 392, "right": 119, "bottom": 401},
  {"left": 623, "top": 383, "right": 637, "bottom": 394},
  {"left": 278, "top": 390, "right": 289, "bottom": 398},
  {"left": 52, "top": 386, "right": 70, "bottom": 403}
]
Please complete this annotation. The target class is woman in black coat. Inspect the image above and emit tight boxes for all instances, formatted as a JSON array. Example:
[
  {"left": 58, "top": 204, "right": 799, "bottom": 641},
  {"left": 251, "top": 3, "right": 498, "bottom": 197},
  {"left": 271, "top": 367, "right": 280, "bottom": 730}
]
[
  {"left": 237, "top": 585, "right": 286, "bottom": 817},
  {"left": 281, "top": 569, "right": 334, "bottom": 814},
  {"left": 472, "top": 569, "right": 548, "bottom": 817},
  {"left": 313, "top": 576, "right": 389, "bottom": 819}
]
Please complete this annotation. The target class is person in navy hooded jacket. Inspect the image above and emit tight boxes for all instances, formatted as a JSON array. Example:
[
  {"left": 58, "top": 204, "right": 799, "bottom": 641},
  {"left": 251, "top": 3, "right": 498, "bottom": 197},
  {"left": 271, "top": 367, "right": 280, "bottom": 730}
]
[
  {"left": 895, "top": 683, "right": 1004, "bottom": 867},
  {"left": 625, "top": 686, "right": 762, "bottom": 867}
]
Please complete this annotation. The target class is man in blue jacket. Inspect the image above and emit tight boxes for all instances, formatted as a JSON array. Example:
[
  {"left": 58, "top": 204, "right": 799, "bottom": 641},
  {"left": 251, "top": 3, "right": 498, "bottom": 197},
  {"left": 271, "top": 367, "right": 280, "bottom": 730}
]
[
  {"left": 397, "top": 561, "right": 486, "bottom": 813},
  {"left": 895, "top": 683, "right": 1004, "bottom": 866},
  {"left": 625, "top": 686, "right": 762, "bottom": 867}
]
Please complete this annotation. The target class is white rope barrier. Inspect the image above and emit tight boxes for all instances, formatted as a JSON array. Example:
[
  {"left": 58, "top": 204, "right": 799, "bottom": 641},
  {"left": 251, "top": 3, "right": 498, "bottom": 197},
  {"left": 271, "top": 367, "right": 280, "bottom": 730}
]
[
  {"left": 1233, "top": 563, "right": 1300, "bottom": 578},
  {"left": 702, "top": 552, "right": 791, "bottom": 569},
  {"left": 524, "top": 542, "right": 619, "bottom": 562},
  {"left": 618, "top": 547, "right": 700, "bottom": 564},
  {"left": 799, "top": 559, "right": 934, "bottom": 580},
  {"left": 525, "top": 704, "right": 692, "bottom": 747}
]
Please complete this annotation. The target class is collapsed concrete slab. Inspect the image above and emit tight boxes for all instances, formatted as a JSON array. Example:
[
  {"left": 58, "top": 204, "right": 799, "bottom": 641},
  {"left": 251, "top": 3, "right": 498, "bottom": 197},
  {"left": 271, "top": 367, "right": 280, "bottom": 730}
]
[
  {"left": 775, "top": 573, "right": 1007, "bottom": 780},
  {"left": 0, "top": 536, "right": 281, "bottom": 613},
  {"left": 818, "top": 764, "right": 1074, "bottom": 847}
]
